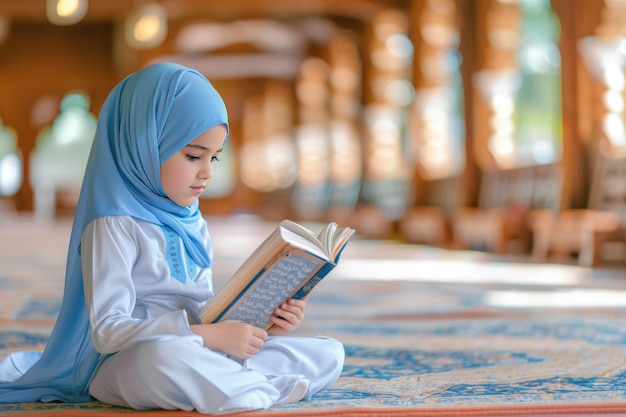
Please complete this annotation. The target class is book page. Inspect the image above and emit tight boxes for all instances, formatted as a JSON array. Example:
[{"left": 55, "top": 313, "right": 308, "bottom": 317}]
[
  {"left": 279, "top": 221, "right": 330, "bottom": 260},
  {"left": 316, "top": 222, "right": 337, "bottom": 256},
  {"left": 331, "top": 227, "right": 356, "bottom": 260}
]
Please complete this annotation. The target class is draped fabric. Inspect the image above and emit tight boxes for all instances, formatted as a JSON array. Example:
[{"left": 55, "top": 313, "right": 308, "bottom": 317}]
[{"left": 0, "top": 62, "right": 228, "bottom": 402}]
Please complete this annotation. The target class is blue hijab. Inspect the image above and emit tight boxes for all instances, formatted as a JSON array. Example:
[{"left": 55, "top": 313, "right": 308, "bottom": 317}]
[{"left": 0, "top": 62, "right": 228, "bottom": 402}]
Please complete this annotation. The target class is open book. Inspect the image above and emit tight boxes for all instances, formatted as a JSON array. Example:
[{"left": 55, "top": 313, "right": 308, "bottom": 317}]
[{"left": 200, "top": 220, "right": 356, "bottom": 330}]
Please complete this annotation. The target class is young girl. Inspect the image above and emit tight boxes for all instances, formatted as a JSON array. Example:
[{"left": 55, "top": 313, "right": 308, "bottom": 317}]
[{"left": 0, "top": 62, "right": 344, "bottom": 414}]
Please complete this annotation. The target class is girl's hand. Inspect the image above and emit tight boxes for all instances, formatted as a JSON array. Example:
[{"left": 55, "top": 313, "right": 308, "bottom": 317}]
[
  {"left": 190, "top": 320, "right": 267, "bottom": 360},
  {"left": 268, "top": 295, "right": 308, "bottom": 336}
]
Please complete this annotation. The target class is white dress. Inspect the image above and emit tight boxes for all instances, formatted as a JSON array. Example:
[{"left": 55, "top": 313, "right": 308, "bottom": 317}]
[{"left": 80, "top": 216, "right": 344, "bottom": 414}]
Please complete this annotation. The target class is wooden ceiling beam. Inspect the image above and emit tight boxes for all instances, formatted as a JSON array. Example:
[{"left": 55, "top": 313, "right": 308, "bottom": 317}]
[{"left": 0, "top": 0, "right": 401, "bottom": 23}]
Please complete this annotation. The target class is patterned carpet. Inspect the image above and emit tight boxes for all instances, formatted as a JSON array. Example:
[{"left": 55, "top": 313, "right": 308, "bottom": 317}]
[{"left": 1, "top": 213, "right": 626, "bottom": 416}]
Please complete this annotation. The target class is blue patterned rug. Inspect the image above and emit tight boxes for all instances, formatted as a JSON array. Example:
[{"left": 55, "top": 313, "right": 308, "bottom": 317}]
[
  {"left": 3, "top": 313, "right": 626, "bottom": 415},
  {"left": 296, "top": 314, "right": 626, "bottom": 409},
  {"left": 2, "top": 215, "right": 626, "bottom": 415}
]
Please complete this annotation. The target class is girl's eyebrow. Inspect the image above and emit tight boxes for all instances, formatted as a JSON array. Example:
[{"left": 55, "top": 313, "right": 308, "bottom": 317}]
[{"left": 186, "top": 144, "right": 223, "bottom": 153}]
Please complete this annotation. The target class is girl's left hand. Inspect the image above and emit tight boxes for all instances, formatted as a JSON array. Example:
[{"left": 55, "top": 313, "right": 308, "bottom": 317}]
[{"left": 268, "top": 295, "right": 308, "bottom": 336}]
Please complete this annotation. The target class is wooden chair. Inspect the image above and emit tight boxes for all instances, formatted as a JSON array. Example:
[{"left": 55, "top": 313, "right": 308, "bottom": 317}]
[
  {"left": 452, "top": 163, "right": 562, "bottom": 254},
  {"left": 399, "top": 176, "right": 463, "bottom": 248},
  {"left": 528, "top": 152, "right": 626, "bottom": 267},
  {"left": 399, "top": 205, "right": 451, "bottom": 247}
]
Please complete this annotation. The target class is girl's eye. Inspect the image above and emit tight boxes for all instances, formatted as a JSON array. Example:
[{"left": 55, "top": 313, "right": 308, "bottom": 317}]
[
  {"left": 186, "top": 155, "right": 200, "bottom": 162},
  {"left": 211, "top": 156, "right": 220, "bottom": 162}
]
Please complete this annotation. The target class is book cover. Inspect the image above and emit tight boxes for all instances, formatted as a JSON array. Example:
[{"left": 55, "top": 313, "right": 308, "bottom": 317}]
[{"left": 200, "top": 220, "right": 355, "bottom": 329}]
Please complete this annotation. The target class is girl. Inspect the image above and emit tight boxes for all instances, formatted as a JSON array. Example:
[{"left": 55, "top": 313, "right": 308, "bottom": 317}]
[{"left": 0, "top": 62, "right": 344, "bottom": 414}]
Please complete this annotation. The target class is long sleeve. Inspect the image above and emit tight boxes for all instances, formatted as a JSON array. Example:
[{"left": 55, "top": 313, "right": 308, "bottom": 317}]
[{"left": 81, "top": 216, "right": 209, "bottom": 354}]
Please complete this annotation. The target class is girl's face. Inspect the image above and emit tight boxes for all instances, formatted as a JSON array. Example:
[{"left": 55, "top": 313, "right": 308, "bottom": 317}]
[{"left": 160, "top": 124, "right": 227, "bottom": 207}]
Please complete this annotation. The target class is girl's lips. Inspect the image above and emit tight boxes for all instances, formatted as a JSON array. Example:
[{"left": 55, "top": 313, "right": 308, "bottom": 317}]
[{"left": 191, "top": 186, "right": 205, "bottom": 194}]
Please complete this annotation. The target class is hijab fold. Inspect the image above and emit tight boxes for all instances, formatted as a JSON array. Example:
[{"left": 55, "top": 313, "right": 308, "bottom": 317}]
[{"left": 0, "top": 62, "right": 228, "bottom": 402}]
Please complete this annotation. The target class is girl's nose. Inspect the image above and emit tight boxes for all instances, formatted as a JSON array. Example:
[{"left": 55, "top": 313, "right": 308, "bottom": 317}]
[{"left": 200, "top": 162, "right": 213, "bottom": 180}]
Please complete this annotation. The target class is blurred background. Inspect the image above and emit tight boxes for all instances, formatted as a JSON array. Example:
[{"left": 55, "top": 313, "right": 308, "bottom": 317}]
[{"left": 0, "top": 0, "right": 624, "bottom": 267}]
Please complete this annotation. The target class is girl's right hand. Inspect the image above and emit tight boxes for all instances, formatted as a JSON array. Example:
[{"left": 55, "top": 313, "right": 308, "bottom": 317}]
[{"left": 190, "top": 320, "right": 268, "bottom": 360}]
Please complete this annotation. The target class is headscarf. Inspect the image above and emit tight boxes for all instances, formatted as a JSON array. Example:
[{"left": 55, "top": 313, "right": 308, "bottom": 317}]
[{"left": 0, "top": 62, "right": 229, "bottom": 402}]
